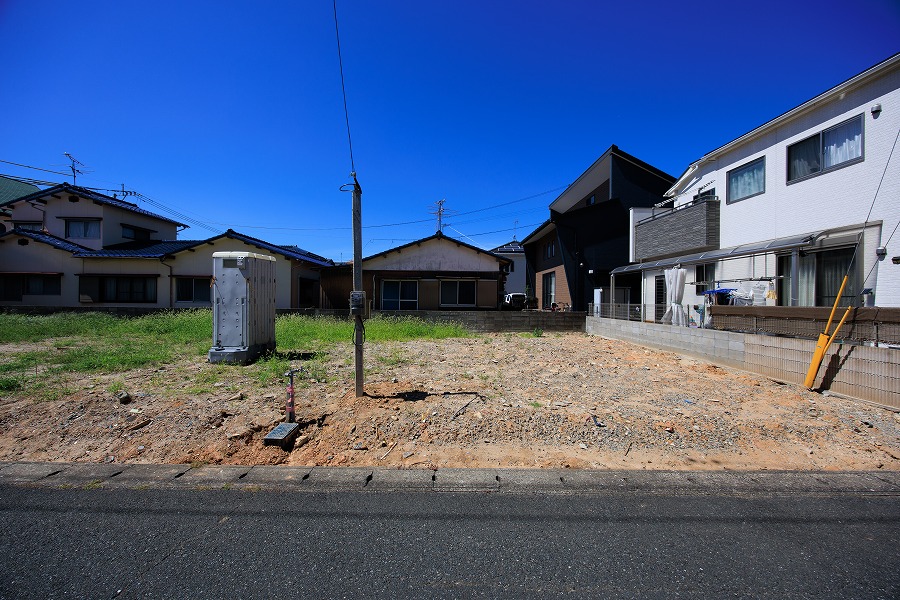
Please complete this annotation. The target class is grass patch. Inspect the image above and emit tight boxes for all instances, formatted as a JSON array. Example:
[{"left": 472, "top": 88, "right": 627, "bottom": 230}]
[{"left": 0, "top": 311, "right": 472, "bottom": 398}]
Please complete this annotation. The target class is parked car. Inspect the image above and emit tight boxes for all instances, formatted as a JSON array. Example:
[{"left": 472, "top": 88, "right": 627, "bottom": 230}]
[{"left": 502, "top": 293, "right": 526, "bottom": 310}]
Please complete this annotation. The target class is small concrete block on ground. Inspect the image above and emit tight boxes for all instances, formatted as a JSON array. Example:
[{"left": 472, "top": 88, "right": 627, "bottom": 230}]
[
  {"left": 433, "top": 468, "right": 499, "bottom": 492},
  {"left": 301, "top": 467, "right": 374, "bottom": 490},
  {"left": 0, "top": 462, "right": 68, "bottom": 483},
  {"left": 239, "top": 465, "right": 314, "bottom": 487},
  {"left": 174, "top": 464, "right": 252, "bottom": 487},
  {"left": 105, "top": 464, "right": 191, "bottom": 487},
  {"left": 366, "top": 468, "right": 434, "bottom": 491}
]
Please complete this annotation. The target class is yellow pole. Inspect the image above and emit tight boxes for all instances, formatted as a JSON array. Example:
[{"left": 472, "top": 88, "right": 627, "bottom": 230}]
[{"left": 804, "top": 276, "right": 849, "bottom": 389}]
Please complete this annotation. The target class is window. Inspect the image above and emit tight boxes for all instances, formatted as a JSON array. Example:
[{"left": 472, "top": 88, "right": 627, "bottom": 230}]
[
  {"left": 13, "top": 222, "right": 42, "bottom": 231},
  {"left": 176, "top": 277, "right": 211, "bottom": 302},
  {"left": 695, "top": 263, "right": 716, "bottom": 295},
  {"left": 381, "top": 280, "right": 417, "bottom": 310},
  {"left": 544, "top": 241, "right": 556, "bottom": 259},
  {"left": 0, "top": 275, "right": 61, "bottom": 301},
  {"left": 122, "top": 225, "right": 153, "bottom": 241},
  {"left": 542, "top": 272, "right": 555, "bottom": 308},
  {"left": 79, "top": 276, "right": 157, "bottom": 303},
  {"left": 777, "top": 247, "right": 860, "bottom": 307},
  {"left": 788, "top": 115, "right": 863, "bottom": 183},
  {"left": 440, "top": 280, "right": 476, "bottom": 307},
  {"left": 65, "top": 219, "right": 101, "bottom": 239},
  {"left": 727, "top": 157, "right": 765, "bottom": 203}
]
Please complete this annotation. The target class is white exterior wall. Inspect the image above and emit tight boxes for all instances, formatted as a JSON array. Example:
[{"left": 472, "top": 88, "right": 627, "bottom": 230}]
[
  {"left": 498, "top": 252, "right": 526, "bottom": 294},
  {"left": 672, "top": 64, "right": 900, "bottom": 307}
]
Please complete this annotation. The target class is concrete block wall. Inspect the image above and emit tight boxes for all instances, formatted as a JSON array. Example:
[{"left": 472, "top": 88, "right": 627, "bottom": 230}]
[
  {"left": 586, "top": 316, "right": 899, "bottom": 409},
  {"left": 376, "top": 310, "right": 586, "bottom": 333},
  {"left": 585, "top": 316, "right": 746, "bottom": 369}
]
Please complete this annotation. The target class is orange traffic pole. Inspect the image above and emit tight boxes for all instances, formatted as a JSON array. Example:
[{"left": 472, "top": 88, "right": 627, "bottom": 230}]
[{"left": 804, "top": 276, "right": 849, "bottom": 389}]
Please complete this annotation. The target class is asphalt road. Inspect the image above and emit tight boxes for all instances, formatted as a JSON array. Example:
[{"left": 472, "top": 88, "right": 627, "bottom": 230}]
[{"left": 0, "top": 466, "right": 898, "bottom": 599}]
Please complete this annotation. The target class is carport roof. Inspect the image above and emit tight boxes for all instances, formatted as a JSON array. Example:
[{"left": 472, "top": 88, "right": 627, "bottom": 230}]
[{"left": 611, "top": 231, "right": 824, "bottom": 274}]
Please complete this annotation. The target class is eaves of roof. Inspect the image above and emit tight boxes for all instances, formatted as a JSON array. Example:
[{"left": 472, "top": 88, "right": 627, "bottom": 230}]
[
  {"left": 1, "top": 183, "right": 186, "bottom": 227},
  {"left": 519, "top": 220, "right": 555, "bottom": 246},
  {"left": 665, "top": 52, "right": 900, "bottom": 197},
  {"left": 363, "top": 230, "right": 509, "bottom": 264},
  {"left": 0, "top": 227, "right": 93, "bottom": 254}
]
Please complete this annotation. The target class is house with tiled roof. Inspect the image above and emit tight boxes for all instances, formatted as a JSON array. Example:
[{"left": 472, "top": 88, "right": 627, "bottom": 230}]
[
  {"left": 0, "top": 183, "right": 333, "bottom": 308},
  {"left": 0, "top": 176, "right": 40, "bottom": 210},
  {"left": 319, "top": 231, "right": 510, "bottom": 311},
  {"left": 489, "top": 240, "right": 526, "bottom": 295}
]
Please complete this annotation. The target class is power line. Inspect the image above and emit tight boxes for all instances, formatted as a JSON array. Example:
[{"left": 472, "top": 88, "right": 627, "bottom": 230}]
[
  {"left": 0, "top": 159, "right": 69, "bottom": 177},
  {"left": 333, "top": 0, "right": 356, "bottom": 175}
]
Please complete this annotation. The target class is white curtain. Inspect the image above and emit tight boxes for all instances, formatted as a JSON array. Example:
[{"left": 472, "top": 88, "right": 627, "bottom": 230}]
[
  {"left": 823, "top": 118, "right": 862, "bottom": 168},
  {"left": 729, "top": 160, "right": 764, "bottom": 200},
  {"left": 660, "top": 268, "right": 688, "bottom": 326}
]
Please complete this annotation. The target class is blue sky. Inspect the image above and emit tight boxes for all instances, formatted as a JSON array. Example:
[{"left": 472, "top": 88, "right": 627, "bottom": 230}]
[{"left": 1, "top": 1, "right": 898, "bottom": 260}]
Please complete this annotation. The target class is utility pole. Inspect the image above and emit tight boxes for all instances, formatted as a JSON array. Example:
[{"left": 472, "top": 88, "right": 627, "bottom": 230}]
[
  {"left": 351, "top": 173, "right": 365, "bottom": 397},
  {"left": 432, "top": 199, "right": 445, "bottom": 233}
]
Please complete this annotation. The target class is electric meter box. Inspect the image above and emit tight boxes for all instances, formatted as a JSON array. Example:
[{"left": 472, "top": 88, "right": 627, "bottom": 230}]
[
  {"left": 350, "top": 290, "right": 368, "bottom": 316},
  {"left": 209, "top": 251, "right": 276, "bottom": 364}
]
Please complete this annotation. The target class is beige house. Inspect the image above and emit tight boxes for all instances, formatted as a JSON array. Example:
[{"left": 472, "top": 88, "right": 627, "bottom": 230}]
[
  {"left": 320, "top": 231, "right": 510, "bottom": 311},
  {"left": 0, "top": 184, "right": 332, "bottom": 309}
]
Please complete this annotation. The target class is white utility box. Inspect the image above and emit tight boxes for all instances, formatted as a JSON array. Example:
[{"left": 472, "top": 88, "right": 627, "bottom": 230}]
[{"left": 208, "top": 251, "right": 276, "bottom": 364}]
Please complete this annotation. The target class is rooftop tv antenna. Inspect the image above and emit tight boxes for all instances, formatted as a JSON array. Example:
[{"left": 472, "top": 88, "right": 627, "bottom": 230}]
[{"left": 63, "top": 152, "right": 85, "bottom": 185}]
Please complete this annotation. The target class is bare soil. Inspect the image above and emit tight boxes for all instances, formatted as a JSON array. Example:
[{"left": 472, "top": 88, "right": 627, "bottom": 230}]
[{"left": 1, "top": 332, "right": 898, "bottom": 471}]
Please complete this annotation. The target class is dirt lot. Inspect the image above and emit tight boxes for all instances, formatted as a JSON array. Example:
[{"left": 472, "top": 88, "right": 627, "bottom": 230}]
[{"left": 1, "top": 332, "right": 898, "bottom": 471}]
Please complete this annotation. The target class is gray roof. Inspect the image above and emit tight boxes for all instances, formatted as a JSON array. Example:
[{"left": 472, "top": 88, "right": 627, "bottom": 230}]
[
  {"left": 71, "top": 229, "right": 334, "bottom": 266},
  {"left": 0, "top": 228, "right": 93, "bottom": 254},
  {"left": 490, "top": 240, "right": 524, "bottom": 254},
  {"left": 1, "top": 183, "right": 186, "bottom": 227}
]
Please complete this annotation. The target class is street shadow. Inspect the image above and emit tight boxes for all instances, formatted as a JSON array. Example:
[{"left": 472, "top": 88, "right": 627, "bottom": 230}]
[
  {"left": 367, "top": 389, "right": 484, "bottom": 403},
  {"left": 818, "top": 344, "right": 856, "bottom": 391},
  {"left": 269, "top": 350, "right": 324, "bottom": 361}
]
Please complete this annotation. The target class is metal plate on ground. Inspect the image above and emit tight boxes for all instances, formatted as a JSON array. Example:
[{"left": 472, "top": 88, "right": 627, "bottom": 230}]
[{"left": 263, "top": 422, "right": 300, "bottom": 447}]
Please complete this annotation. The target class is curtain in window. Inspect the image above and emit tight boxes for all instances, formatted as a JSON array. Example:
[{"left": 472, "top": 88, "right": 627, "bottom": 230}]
[
  {"left": 69, "top": 221, "right": 100, "bottom": 238},
  {"left": 788, "top": 137, "right": 821, "bottom": 181},
  {"left": 823, "top": 118, "right": 862, "bottom": 169},
  {"left": 728, "top": 160, "right": 764, "bottom": 201},
  {"left": 798, "top": 253, "right": 815, "bottom": 307},
  {"left": 817, "top": 247, "right": 856, "bottom": 307}
]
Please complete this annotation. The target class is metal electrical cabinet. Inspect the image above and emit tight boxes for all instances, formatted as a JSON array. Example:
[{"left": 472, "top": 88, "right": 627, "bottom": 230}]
[{"left": 208, "top": 251, "right": 276, "bottom": 364}]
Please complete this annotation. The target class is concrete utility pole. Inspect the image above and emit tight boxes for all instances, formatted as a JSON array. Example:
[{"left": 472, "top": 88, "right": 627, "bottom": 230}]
[{"left": 351, "top": 174, "right": 365, "bottom": 397}]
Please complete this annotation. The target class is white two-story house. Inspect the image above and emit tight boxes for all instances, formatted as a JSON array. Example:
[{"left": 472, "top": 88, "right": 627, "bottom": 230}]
[{"left": 614, "top": 53, "right": 900, "bottom": 320}]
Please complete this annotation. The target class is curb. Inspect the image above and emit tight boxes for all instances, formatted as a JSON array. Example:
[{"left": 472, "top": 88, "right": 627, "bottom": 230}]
[{"left": 1, "top": 461, "right": 899, "bottom": 495}]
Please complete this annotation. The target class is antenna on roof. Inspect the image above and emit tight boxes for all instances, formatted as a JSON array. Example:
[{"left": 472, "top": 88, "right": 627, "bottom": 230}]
[
  {"left": 513, "top": 219, "right": 519, "bottom": 241},
  {"left": 63, "top": 153, "right": 86, "bottom": 185}
]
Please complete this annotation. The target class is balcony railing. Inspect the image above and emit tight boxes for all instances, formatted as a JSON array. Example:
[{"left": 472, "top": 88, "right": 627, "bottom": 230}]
[{"left": 633, "top": 197, "right": 720, "bottom": 262}]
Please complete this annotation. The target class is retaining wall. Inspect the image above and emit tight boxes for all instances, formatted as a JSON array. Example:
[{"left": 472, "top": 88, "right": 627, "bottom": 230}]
[{"left": 586, "top": 316, "right": 899, "bottom": 410}]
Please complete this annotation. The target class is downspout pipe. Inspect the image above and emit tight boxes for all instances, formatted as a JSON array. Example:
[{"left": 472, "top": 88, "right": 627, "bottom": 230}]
[{"left": 160, "top": 258, "right": 174, "bottom": 308}]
